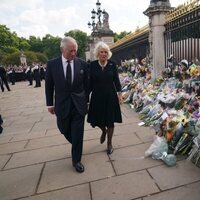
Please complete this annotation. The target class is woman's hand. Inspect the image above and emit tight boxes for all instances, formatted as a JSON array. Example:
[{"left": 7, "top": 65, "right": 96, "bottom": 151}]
[{"left": 117, "top": 92, "right": 123, "bottom": 104}]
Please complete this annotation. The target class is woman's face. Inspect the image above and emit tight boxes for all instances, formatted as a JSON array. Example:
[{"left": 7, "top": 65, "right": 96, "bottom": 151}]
[{"left": 98, "top": 48, "right": 108, "bottom": 63}]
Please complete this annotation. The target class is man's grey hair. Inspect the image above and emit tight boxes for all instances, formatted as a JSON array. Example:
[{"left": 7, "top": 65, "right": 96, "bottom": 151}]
[
  {"left": 60, "top": 36, "right": 78, "bottom": 50},
  {"left": 93, "top": 41, "right": 112, "bottom": 60}
]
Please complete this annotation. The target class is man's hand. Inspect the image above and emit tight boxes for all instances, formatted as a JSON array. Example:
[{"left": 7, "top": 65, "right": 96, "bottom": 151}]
[{"left": 48, "top": 107, "right": 55, "bottom": 115}]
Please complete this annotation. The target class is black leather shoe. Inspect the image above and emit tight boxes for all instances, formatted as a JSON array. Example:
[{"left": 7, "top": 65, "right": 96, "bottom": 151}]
[
  {"left": 73, "top": 162, "right": 85, "bottom": 173},
  {"left": 107, "top": 145, "right": 113, "bottom": 155}
]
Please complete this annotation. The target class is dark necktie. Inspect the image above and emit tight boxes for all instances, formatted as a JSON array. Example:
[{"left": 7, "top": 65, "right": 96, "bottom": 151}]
[{"left": 66, "top": 61, "right": 72, "bottom": 87}]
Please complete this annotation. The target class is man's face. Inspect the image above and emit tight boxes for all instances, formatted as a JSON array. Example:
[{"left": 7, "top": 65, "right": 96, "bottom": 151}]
[{"left": 63, "top": 43, "right": 77, "bottom": 61}]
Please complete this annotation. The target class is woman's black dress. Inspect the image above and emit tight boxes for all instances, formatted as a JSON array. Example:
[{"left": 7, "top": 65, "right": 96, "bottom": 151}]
[{"left": 87, "top": 60, "right": 122, "bottom": 127}]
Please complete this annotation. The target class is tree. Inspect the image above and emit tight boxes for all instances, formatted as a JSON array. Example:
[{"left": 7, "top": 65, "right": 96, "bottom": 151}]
[
  {"left": 64, "top": 30, "right": 88, "bottom": 59},
  {"left": 0, "top": 25, "right": 20, "bottom": 53},
  {"left": 113, "top": 31, "right": 131, "bottom": 42},
  {"left": 35, "top": 52, "right": 48, "bottom": 63},
  {"left": 19, "top": 38, "right": 31, "bottom": 51},
  {"left": 29, "top": 36, "right": 43, "bottom": 52},
  {"left": 42, "top": 34, "right": 61, "bottom": 59}
]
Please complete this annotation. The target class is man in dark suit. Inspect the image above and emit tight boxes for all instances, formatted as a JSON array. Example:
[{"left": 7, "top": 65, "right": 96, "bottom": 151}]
[
  {"left": 0, "top": 66, "right": 11, "bottom": 92},
  {"left": 45, "top": 36, "right": 88, "bottom": 173}
]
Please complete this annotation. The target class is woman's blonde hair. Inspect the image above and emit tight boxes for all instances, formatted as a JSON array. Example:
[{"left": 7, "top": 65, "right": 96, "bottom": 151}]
[{"left": 93, "top": 41, "right": 112, "bottom": 60}]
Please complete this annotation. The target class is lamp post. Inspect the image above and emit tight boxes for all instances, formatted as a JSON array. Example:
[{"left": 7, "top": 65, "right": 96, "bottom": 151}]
[
  {"left": 87, "top": 0, "right": 106, "bottom": 35},
  {"left": 86, "top": 0, "right": 114, "bottom": 61}
]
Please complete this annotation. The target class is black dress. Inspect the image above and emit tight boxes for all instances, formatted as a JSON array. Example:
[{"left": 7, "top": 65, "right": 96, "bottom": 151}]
[{"left": 87, "top": 60, "right": 122, "bottom": 128}]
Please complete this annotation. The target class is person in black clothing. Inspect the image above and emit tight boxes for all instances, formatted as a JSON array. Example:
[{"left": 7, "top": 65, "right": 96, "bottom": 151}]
[
  {"left": 0, "top": 66, "right": 11, "bottom": 92},
  {"left": 39, "top": 65, "right": 45, "bottom": 81},
  {"left": 0, "top": 77, "right": 3, "bottom": 92},
  {"left": 87, "top": 41, "right": 122, "bottom": 155},
  {"left": 25, "top": 66, "right": 33, "bottom": 86},
  {"left": 45, "top": 36, "right": 88, "bottom": 173},
  {"left": 8, "top": 67, "right": 16, "bottom": 85},
  {"left": 32, "top": 64, "right": 41, "bottom": 87},
  {"left": 0, "top": 114, "right": 3, "bottom": 134}
]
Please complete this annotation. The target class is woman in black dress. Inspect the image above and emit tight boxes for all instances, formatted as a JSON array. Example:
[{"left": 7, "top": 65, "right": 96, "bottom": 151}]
[{"left": 87, "top": 42, "right": 122, "bottom": 154}]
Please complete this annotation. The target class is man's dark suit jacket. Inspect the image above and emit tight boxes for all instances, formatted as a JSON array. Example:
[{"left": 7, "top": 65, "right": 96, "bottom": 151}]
[{"left": 45, "top": 57, "right": 88, "bottom": 119}]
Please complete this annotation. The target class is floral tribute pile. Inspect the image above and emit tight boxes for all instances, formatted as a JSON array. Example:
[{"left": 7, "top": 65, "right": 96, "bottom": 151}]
[{"left": 119, "top": 60, "right": 200, "bottom": 167}]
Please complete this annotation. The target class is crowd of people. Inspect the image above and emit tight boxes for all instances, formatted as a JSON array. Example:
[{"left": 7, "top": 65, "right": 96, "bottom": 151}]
[
  {"left": 0, "top": 63, "right": 46, "bottom": 92},
  {"left": 0, "top": 63, "right": 46, "bottom": 134}
]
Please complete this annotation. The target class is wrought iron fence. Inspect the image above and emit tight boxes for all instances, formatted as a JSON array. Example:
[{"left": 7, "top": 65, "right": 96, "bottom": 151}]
[{"left": 164, "top": 0, "right": 200, "bottom": 65}]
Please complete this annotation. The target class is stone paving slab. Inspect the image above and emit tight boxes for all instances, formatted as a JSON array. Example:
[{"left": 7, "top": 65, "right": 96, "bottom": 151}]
[
  {"left": 31, "top": 120, "right": 57, "bottom": 132},
  {"left": 0, "top": 140, "right": 27, "bottom": 155},
  {"left": 83, "top": 139, "right": 107, "bottom": 154},
  {"left": 113, "top": 123, "right": 141, "bottom": 135},
  {"left": 21, "top": 184, "right": 91, "bottom": 200},
  {"left": 0, "top": 135, "right": 13, "bottom": 144},
  {"left": 84, "top": 128, "right": 101, "bottom": 140},
  {"left": 11, "top": 115, "right": 43, "bottom": 125},
  {"left": 4, "top": 144, "right": 71, "bottom": 169},
  {"left": 148, "top": 160, "right": 200, "bottom": 190},
  {"left": 114, "top": 132, "right": 142, "bottom": 148},
  {"left": 20, "top": 107, "right": 45, "bottom": 116},
  {"left": 110, "top": 143, "right": 163, "bottom": 175},
  {"left": 91, "top": 170, "right": 160, "bottom": 200},
  {"left": 2, "top": 122, "right": 34, "bottom": 135},
  {"left": 25, "top": 134, "right": 68, "bottom": 150},
  {"left": 10, "top": 130, "right": 46, "bottom": 142},
  {"left": 38, "top": 152, "right": 115, "bottom": 193},
  {"left": 121, "top": 105, "right": 141, "bottom": 120},
  {"left": 0, "top": 155, "right": 11, "bottom": 169},
  {"left": 41, "top": 113, "right": 56, "bottom": 121},
  {"left": 135, "top": 126, "right": 155, "bottom": 143},
  {"left": 0, "top": 164, "right": 43, "bottom": 200},
  {"left": 143, "top": 181, "right": 200, "bottom": 200},
  {"left": 45, "top": 128, "right": 60, "bottom": 136},
  {"left": 83, "top": 132, "right": 142, "bottom": 155}
]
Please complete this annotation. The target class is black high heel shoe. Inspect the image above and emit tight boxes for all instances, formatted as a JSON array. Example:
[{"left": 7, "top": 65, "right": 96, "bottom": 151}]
[
  {"left": 107, "top": 144, "right": 113, "bottom": 155},
  {"left": 100, "top": 131, "right": 106, "bottom": 144}
]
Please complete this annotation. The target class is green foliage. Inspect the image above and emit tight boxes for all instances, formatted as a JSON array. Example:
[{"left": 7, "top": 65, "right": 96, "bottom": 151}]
[
  {"left": 0, "top": 25, "right": 20, "bottom": 52},
  {"left": 0, "top": 24, "right": 89, "bottom": 65},
  {"left": 113, "top": 31, "right": 131, "bottom": 42},
  {"left": 24, "top": 51, "right": 37, "bottom": 65},
  {"left": 29, "top": 36, "right": 43, "bottom": 52},
  {"left": 65, "top": 30, "right": 88, "bottom": 59},
  {"left": 3, "top": 52, "right": 21, "bottom": 66},
  {"left": 35, "top": 52, "right": 48, "bottom": 63},
  {"left": 19, "top": 39, "right": 31, "bottom": 51},
  {"left": 42, "top": 34, "right": 61, "bottom": 59}
]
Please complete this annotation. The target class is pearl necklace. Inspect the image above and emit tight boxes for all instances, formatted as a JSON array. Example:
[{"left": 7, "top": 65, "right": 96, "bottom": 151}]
[{"left": 98, "top": 61, "right": 107, "bottom": 70}]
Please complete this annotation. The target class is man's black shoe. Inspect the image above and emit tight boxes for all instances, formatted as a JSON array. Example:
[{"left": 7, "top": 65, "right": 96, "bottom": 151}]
[
  {"left": 0, "top": 115, "right": 3, "bottom": 125},
  {"left": 73, "top": 162, "right": 85, "bottom": 173},
  {"left": 0, "top": 126, "right": 3, "bottom": 134}
]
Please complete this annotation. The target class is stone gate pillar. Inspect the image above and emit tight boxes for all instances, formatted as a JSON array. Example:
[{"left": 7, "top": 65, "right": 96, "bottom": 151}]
[{"left": 144, "top": 0, "right": 171, "bottom": 80}]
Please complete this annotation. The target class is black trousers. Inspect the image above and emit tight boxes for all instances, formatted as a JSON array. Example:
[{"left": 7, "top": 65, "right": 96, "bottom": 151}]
[
  {"left": 57, "top": 102, "right": 85, "bottom": 164},
  {"left": 1, "top": 77, "right": 10, "bottom": 91}
]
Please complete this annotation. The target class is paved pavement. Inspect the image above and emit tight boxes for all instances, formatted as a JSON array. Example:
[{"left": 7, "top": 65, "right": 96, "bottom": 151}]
[{"left": 0, "top": 81, "right": 200, "bottom": 200}]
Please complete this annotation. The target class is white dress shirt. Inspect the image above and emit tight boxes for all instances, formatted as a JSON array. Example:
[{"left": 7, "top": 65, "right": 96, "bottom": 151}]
[{"left": 62, "top": 55, "right": 74, "bottom": 83}]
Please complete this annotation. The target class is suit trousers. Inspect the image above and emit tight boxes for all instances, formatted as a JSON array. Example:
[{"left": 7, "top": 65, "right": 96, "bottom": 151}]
[{"left": 57, "top": 101, "right": 85, "bottom": 164}]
